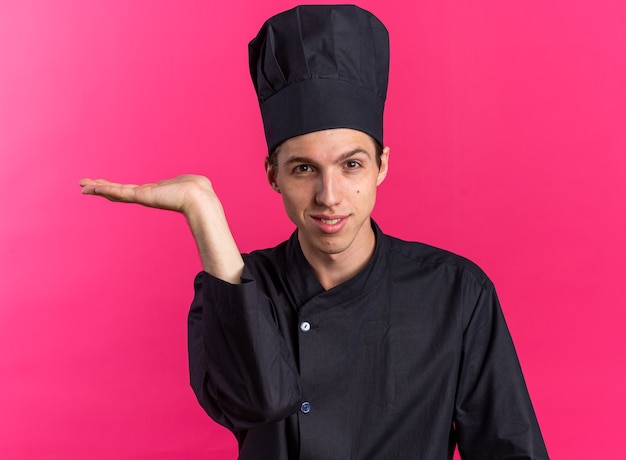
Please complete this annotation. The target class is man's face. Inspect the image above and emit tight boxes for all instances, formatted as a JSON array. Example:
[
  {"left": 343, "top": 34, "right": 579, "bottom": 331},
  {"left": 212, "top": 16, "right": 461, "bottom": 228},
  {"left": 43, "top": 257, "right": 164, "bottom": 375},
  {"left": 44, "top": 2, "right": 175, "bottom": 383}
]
[{"left": 266, "top": 128, "right": 389, "bottom": 261}]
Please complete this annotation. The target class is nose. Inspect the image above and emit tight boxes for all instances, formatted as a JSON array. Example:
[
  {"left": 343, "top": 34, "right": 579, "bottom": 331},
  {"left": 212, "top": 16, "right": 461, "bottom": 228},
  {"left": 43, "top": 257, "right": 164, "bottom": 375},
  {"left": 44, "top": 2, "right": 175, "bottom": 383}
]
[{"left": 315, "top": 172, "right": 341, "bottom": 208}]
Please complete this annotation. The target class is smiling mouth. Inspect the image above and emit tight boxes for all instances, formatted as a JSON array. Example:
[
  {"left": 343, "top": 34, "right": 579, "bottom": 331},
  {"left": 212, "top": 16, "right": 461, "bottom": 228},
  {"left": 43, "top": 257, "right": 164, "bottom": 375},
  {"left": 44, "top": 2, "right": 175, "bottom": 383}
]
[{"left": 319, "top": 218, "right": 341, "bottom": 225}]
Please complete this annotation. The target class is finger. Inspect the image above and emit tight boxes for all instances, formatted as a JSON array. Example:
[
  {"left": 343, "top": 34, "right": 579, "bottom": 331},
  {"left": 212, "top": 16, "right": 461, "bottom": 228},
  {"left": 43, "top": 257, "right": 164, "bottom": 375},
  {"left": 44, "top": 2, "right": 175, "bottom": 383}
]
[
  {"left": 79, "top": 183, "right": 134, "bottom": 204},
  {"left": 79, "top": 178, "right": 96, "bottom": 187},
  {"left": 80, "top": 178, "right": 142, "bottom": 195},
  {"left": 96, "top": 184, "right": 140, "bottom": 201},
  {"left": 92, "top": 178, "right": 140, "bottom": 188},
  {"left": 81, "top": 178, "right": 141, "bottom": 187}
]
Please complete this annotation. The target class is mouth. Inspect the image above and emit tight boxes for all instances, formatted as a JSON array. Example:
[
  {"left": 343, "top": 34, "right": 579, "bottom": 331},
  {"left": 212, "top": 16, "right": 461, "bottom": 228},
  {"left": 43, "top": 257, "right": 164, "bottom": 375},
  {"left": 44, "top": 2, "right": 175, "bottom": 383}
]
[
  {"left": 319, "top": 217, "right": 341, "bottom": 225},
  {"left": 310, "top": 215, "right": 349, "bottom": 234}
]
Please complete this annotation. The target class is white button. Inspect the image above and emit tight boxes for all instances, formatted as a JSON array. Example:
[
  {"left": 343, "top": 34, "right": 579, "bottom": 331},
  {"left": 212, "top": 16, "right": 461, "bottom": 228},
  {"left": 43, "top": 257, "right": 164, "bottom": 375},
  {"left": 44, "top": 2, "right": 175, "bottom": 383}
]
[
  {"left": 300, "top": 321, "right": 311, "bottom": 332},
  {"left": 300, "top": 401, "right": 311, "bottom": 414}
]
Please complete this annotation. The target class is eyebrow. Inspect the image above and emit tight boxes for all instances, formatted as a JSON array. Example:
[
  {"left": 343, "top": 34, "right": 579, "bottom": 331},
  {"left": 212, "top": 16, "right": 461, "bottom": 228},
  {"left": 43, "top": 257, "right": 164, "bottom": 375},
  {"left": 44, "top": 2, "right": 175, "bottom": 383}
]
[{"left": 283, "top": 148, "right": 371, "bottom": 167}]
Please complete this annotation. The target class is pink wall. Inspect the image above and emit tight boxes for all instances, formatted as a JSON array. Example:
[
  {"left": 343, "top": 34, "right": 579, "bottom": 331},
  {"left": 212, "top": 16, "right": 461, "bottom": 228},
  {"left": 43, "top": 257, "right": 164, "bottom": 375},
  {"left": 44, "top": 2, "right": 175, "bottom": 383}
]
[{"left": 1, "top": 1, "right": 625, "bottom": 458}]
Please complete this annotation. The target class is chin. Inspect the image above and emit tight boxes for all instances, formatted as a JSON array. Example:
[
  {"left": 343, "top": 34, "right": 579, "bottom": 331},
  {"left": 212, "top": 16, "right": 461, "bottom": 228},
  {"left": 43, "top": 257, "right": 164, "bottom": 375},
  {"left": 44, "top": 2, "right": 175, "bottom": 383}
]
[{"left": 315, "top": 238, "right": 352, "bottom": 256}]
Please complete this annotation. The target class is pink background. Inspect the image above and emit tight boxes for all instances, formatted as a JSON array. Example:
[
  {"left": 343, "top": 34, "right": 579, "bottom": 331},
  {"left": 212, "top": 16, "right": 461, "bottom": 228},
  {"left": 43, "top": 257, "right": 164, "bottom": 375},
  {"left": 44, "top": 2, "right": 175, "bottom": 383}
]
[{"left": 1, "top": 0, "right": 625, "bottom": 458}]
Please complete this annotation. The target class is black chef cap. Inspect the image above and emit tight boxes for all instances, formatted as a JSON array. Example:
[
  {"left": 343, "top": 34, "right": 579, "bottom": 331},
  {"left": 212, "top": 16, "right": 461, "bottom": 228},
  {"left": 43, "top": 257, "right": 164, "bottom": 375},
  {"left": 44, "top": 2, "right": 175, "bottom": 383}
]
[{"left": 249, "top": 4, "right": 389, "bottom": 153}]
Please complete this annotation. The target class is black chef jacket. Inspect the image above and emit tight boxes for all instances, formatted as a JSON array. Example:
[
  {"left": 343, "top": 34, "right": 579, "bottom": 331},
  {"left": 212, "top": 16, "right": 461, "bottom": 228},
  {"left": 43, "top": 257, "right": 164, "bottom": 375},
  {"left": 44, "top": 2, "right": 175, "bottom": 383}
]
[{"left": 188, "top": 221, "right": 549, "bottom": 459}]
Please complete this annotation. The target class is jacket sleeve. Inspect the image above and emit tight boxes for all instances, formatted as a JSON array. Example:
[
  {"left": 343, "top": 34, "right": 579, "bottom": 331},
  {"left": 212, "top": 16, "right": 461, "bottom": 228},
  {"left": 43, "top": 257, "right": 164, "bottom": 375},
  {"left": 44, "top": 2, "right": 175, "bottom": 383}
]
[
  {"left": 454, "top": 280, "right": 549, "bottom": 459},
  {"left": 188, "top": 269, "right": 302, "bottom": 431}
]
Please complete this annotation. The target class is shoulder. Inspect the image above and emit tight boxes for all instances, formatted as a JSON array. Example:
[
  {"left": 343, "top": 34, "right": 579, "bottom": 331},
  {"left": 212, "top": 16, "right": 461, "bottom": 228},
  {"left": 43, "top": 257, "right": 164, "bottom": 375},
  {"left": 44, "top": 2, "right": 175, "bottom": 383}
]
[
  {"left": 242, "top": 239, "right": 288, "bottom": 268},
  {"left": 383, "top": 234, "right": 491, "bottom": 288},
  {"left": 239, "top": 237, "right": 297, "bottom": 285}
]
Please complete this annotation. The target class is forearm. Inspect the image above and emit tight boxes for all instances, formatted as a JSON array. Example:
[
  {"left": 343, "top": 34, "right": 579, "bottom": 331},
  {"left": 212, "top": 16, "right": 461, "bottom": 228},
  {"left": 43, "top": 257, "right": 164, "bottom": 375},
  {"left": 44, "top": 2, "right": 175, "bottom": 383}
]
[
  {"left": 455, "top": 282, "right": 549, "bottom": 459},
  {"left": 188, "top": 271, "right": 302, "bottom": 430},
  {"left": 185, "top": 194, "right": 244, "bottom": 284}
]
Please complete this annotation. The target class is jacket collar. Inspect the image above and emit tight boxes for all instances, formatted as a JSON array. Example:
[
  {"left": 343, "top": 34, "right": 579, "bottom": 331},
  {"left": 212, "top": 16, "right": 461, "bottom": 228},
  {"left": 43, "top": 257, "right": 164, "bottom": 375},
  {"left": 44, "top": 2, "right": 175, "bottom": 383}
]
[{"left": 283, "top": 219, "right": 389, "bottom": 309}]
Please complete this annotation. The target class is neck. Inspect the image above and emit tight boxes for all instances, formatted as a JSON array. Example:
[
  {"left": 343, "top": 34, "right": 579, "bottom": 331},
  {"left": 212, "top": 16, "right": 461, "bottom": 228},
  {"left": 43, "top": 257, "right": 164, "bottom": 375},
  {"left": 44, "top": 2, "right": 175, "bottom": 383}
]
[{"left": 300, "top": 221, "right": 376, "bottom": 290}]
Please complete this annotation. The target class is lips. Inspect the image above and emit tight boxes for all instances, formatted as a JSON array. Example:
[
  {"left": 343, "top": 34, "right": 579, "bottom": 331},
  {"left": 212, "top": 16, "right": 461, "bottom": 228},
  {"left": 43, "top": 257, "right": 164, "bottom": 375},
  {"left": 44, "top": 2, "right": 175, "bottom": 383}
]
[
  {"left": 319, "top": 218, "right": 341, "bottom": 225},
  {"left": 310, "top": 215, "right": 349, "bottom": 234}
]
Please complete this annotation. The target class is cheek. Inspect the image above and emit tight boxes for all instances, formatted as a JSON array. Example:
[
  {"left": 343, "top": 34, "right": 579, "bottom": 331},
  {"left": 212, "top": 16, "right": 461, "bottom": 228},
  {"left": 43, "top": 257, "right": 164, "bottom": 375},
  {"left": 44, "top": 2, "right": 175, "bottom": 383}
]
[
  {"left": 280, "top": 186, "right": 308, "bottom": 212},
  {"left": 353, "top": 184, "right": 378, "bottom": 210},
  {"left": 280, "top": 195, "right": 299, "bottom": 225}
]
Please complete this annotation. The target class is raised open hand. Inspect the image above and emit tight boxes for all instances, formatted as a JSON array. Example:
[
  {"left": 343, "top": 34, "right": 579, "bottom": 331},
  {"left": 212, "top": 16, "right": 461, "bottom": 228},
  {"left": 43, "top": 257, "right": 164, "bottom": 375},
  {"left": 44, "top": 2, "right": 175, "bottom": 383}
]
[
  {"left": 79, "top": 174, "right": 215, "bottom": 215},
  {"left": 80, "top": 174, "right": 243, "bottom": 281}
]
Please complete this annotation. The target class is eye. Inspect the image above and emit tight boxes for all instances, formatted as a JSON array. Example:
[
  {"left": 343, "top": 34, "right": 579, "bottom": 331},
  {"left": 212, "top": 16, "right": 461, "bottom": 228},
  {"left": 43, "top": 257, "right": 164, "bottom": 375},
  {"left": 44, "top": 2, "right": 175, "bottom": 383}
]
[
  {"left": 293, "top": 164, "right": 314, "bottom": 174},
  {"left": 345, "top": 160, "right": 361, "bottom": 169}
]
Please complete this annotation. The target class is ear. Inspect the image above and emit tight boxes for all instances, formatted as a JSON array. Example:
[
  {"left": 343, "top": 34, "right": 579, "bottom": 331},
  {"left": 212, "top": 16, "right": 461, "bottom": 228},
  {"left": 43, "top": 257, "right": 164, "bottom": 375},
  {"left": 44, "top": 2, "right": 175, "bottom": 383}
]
[
  {"left": 265, "top": 157, "right": 281, "bottom": 193},
  {"left": 376, "top": 146, "right": 390, "bottom": 186}
]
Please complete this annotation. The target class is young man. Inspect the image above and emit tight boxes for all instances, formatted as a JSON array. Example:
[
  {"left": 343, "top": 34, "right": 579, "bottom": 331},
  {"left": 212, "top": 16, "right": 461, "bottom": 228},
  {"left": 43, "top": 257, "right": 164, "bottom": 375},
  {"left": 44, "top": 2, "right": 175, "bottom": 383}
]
[{"left": 80, "top": 5, "right": 548, "bottom": 459}]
